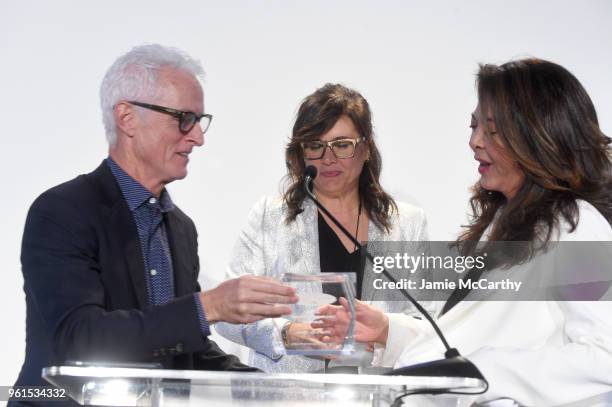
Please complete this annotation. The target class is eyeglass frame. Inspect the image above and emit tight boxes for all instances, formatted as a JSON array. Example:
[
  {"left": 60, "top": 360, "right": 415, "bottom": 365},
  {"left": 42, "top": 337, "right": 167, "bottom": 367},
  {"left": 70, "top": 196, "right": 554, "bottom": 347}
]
[
  {"left": 300, "top": 137, "right": 365, "bottom": 160},
  {"left": 126, "top": 100, "right": 213, "bottom": 134}
]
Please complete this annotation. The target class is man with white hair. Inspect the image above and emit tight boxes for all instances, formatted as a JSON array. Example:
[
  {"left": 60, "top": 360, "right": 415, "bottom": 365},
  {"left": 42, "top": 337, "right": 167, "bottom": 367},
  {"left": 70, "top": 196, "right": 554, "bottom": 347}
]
[{"left": 13, "top": 44, "right": 296, "bottom": 402}]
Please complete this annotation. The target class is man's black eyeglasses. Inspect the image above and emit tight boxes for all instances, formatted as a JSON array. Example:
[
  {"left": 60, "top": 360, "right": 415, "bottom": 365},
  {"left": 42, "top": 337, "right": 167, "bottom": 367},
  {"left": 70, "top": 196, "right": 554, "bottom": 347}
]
[{"left": 128, "top": 101, "right": 212, "bottom": 134}]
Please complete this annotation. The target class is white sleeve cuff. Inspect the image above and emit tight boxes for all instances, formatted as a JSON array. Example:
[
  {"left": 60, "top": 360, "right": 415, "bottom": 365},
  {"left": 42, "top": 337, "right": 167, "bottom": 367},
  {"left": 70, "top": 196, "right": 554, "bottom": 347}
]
[{"left": 372, "top": 313, "right": 428, "bottom": 367}]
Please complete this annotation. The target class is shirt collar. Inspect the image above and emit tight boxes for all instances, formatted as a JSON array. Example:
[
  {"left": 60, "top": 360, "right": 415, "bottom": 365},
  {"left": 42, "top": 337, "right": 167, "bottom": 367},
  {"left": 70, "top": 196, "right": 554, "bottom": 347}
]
[{"left": 105, "top": 157, "right": 174, "bottom": 213}]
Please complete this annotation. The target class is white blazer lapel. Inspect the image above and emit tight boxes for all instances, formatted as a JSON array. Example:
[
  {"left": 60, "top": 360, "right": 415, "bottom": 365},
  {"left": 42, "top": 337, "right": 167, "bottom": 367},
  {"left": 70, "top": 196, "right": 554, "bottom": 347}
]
[
  {"left": 362, "top": 220, "right": 386, "bottom": 301},
  {"left": 292, "top": 199, "right": 321, "bottom": 276}
]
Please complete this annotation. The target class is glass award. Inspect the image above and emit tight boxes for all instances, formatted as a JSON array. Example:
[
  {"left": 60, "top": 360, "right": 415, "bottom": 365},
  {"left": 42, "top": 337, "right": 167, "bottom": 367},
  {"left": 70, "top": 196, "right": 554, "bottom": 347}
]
[{"left": 274, "top": 273, "right": 356, "bottom": 356}]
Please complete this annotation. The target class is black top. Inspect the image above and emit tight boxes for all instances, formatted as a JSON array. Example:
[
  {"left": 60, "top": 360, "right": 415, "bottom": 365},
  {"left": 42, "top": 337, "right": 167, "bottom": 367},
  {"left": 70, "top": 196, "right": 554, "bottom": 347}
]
[{"left": 318, "top": 212, "right": 365, "bottom": 300}]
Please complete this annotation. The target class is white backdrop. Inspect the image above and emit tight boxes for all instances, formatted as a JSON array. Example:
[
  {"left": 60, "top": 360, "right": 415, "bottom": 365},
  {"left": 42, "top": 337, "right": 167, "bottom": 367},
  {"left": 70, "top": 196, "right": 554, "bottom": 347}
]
[{"left": 1, "top": 0, "right": 610, "bottom": 386}]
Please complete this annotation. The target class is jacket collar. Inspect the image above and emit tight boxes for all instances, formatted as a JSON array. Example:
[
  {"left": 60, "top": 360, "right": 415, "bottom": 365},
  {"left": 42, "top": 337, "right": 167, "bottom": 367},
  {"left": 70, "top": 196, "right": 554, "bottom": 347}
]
[
  {"left": 86, "top": 161, "right": 193, "bottom": 307},
  {"left": 86, "top": 162, "right": 149, "bottom": 307}
]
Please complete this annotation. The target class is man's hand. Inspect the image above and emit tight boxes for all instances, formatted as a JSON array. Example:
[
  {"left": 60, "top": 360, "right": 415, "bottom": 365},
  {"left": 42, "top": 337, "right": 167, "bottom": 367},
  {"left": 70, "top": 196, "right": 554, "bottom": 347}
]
[{"left": 200, "top": 275, "right": 298, "bottom": 324}]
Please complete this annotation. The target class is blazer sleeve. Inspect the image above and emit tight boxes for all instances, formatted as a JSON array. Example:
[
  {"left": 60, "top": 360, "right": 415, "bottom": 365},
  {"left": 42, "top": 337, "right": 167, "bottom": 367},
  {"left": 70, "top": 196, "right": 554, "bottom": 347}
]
[
  {"left": 22, "top": 191, "right": 209, "bottom": 364},
  {"left": 192, "top": 339, "right": 260, "bottom": 372},
  {"left": 214, "top": 196, "right": 286, "bottom": 361},
  {"left": 370, "top": 204, "right": 438, "bottom": 366},
  {"left": 371, "top": 313, "right": 431, "bottom": 367}
]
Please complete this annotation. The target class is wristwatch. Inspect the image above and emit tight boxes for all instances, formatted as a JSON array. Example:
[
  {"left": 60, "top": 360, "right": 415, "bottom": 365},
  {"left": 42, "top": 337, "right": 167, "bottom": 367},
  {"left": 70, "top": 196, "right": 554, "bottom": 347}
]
[{"left": 281, "top": 321, "right": 292, "bottom": 348}]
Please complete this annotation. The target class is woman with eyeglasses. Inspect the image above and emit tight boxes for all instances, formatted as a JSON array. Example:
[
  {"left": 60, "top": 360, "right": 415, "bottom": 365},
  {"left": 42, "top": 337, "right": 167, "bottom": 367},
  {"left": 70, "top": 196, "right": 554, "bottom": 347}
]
[
  {"left": 215, "top": 83, "right": 428, "bottom": 373},
  {"left": 317, "top": 59, "right": 612, "bottom": 405}
]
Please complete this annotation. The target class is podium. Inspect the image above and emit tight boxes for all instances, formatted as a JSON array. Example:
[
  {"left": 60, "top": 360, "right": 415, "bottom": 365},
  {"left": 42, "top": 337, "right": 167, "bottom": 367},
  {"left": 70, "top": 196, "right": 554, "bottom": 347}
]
[{"left": 43, "top": 365, "right": 487, "bottom": 406}]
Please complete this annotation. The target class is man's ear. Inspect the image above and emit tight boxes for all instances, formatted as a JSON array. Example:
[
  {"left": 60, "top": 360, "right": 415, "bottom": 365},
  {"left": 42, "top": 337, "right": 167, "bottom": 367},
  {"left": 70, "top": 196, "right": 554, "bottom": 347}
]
[{"left": 114, "top": 102, "right": 138, "bottom": 138}]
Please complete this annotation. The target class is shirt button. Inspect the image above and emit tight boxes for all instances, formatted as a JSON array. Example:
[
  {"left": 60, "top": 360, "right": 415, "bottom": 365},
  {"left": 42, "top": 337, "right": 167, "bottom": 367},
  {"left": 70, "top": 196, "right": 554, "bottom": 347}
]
[
  {"left": 150, "top": 269, "right": 157, "bottom": 276},
  {"left": 149, "top": 197, "right": 157, "bottom": 204}
]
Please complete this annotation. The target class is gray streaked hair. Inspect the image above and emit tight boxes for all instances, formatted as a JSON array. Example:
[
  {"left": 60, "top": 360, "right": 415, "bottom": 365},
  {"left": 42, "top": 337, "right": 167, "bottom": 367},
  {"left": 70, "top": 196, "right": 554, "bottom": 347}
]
[{"left": 100, "top": 44, "right": 205, "bottom": 145}]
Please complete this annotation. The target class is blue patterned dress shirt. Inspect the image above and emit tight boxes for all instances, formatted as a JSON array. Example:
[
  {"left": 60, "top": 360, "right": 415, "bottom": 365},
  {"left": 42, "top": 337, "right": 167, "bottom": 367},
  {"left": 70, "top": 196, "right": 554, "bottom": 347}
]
[{"left": 106, "top": 158, "right": 210, "bottom": 337}]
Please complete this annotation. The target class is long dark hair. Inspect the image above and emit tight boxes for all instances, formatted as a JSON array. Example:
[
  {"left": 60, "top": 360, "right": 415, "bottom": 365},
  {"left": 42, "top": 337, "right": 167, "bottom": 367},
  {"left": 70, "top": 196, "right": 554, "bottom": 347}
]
[
  {"left": 459, "top": 58, "right": 612, "bottom": 264},
  {"left": 283, "top": 83, "right": 397, "bottom": 231}
]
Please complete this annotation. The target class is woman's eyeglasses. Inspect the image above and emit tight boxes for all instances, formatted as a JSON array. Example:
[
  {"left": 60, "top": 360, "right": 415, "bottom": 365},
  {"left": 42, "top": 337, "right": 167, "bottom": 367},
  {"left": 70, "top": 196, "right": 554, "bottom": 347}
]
[{"left": 301, "top": 138, "right": 364, "bottom": 160}]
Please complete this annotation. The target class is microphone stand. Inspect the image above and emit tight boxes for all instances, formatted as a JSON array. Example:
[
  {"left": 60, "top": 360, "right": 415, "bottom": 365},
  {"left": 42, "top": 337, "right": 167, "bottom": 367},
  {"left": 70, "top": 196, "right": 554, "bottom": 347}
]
[{"left": 303, "top": 169, "right": 488, "bottom": 387}]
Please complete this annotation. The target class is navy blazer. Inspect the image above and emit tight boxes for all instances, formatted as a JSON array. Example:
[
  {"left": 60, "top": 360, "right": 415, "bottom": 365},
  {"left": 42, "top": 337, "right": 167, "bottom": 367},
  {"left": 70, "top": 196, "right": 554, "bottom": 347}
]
[{"left": 14, "top": 162, "right": 254, "bottom": 405}]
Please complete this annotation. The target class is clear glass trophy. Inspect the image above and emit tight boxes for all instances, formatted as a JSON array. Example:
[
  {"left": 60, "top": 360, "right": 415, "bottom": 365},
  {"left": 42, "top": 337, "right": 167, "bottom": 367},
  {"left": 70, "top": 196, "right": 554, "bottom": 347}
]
[{"left": 273, "top": 273, "right": 356, "bottom": 356}]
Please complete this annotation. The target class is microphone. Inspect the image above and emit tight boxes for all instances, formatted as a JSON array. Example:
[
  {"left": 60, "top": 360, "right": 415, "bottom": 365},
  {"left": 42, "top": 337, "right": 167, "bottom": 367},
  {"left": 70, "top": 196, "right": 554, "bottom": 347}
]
[
  {"left": 304, "top": 165, "right": 317, "bottom": 185},
  {"left": 302, "top": 165, "right": 487, "bottom": 388}
]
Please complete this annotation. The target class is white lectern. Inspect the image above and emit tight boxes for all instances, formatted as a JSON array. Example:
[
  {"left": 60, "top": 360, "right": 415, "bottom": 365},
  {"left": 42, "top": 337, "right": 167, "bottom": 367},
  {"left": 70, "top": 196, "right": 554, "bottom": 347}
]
[{"left": 43, "top": 365, "right": 487, "bottom": 406}]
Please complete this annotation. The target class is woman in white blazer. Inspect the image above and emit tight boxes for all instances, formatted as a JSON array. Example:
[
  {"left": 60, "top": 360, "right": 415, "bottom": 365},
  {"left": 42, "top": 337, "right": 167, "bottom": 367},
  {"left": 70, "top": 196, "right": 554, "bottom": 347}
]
[
  {"left": 319, "top": 59, "right": 612, "bottom": 405},
  {"left": 215, "top": 84, "right": 428, "bottom": 373}
]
